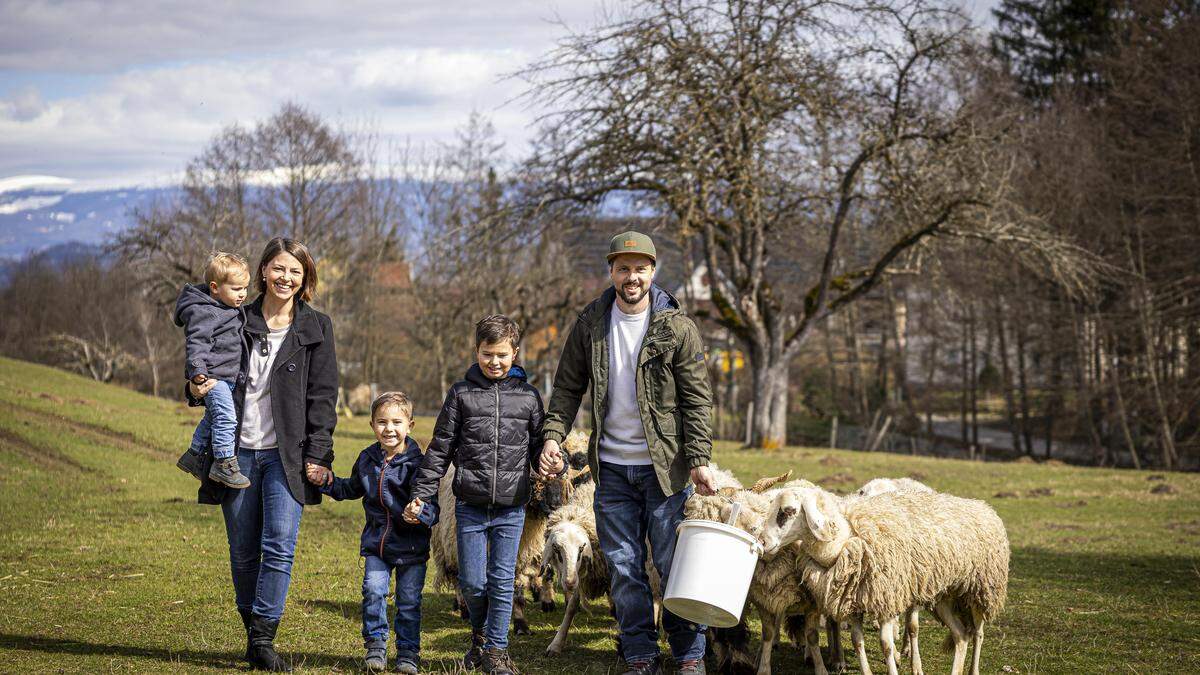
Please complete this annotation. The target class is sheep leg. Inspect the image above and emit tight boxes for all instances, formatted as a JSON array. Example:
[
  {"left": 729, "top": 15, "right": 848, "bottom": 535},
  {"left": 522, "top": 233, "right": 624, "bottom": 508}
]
[
  {"left": 850, "top": 619, "right": 872, "bottom": 675},
  {"left": 933, "top": 598, "right": 968, "bottom": 675},
  {"left": 878, "top": 617, "right": 900, "bottom": 675},
  {"left": 756, "top": 610, "right": 778, "bottom": 675},
  {"left": 906, "top": 608, "right": 923, "bottom": 675},
  {"left": 969, "top": 607, "right": 985, "bottom": 675},
  {"left": 804, "top": 612, "right": 829, "bottom": 675},
  {"left": 536, "top": 575, "right": 556, "bottom": 612},
  {"left": 512, "top": 580, "right": 531, "bottom": 635},
  {"left": 545, "top": 589, "right": 581, "bottom": 656},
  {"left": 455, "top": 588, "right": 470, "bottom": 621},
  {"left": 827, "top": 618, "right": 845, "bottom": 673}
]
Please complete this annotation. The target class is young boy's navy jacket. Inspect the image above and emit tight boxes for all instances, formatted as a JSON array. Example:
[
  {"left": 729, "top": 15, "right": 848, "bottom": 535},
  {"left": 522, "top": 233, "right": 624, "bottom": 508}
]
[{"left": 322, "top": 438, "right": 439, "bottom": 566}]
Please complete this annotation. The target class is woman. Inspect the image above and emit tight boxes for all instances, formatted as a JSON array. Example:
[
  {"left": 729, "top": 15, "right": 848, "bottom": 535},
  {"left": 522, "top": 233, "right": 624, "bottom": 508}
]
[{"left": 189, "top": 237, "right": 338, "bottom": 672}]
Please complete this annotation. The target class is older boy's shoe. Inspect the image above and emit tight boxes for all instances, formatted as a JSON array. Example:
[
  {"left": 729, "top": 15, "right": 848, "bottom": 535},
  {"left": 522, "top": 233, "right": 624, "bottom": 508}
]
[
  {"left": 481, "top": 647, "right": 516, "bottom": 675},
  {"left": 209, "top": 456, "right": 251, "bottom": 489},
  {"left": 676, "top": 659, "right": 706, "bottom": 675},
  {"left": 463, "top": 630, "right": 485, "bottom": 670},
  {"left": 622, "top": 656, "right": 662, "bottom": 675},
  {"left": 364, "top": 640, "right": 387, "bottom": 672},
  {"left": 176, "top": 447, "right": 205, "bottom": 479}
]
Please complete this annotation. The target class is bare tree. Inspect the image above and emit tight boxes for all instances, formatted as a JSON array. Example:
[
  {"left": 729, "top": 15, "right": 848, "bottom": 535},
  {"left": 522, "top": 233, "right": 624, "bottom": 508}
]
[{"left": 522, "top": 0, "right": 1091, "bottom": 446}]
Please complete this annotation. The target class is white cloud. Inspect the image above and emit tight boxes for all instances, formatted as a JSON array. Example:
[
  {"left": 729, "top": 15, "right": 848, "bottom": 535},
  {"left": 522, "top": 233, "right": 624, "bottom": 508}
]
[
  {"left": 0, "top": 174, "right": 74, "bottom": 193},
  {"left": 0, "top": 195, "right": 63, "bottom": 214}
]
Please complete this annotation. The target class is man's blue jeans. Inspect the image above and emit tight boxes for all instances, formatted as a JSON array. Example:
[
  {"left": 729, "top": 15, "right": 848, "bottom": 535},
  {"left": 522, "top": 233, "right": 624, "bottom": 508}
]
[
  {"left": 455, "top": 500, "right": 525, "bottom": 650},
  {"left": 595, "top": 461, "right": 705, "bottom": 664},
  {"left": 221, "top": 447, "right": 304, "bottom": 620},
  {"left": 190, "top": 379, "right": 237, "bottom": 459},
  {"left": 362, "top": 554, "right": 426, "bottom": 660}
]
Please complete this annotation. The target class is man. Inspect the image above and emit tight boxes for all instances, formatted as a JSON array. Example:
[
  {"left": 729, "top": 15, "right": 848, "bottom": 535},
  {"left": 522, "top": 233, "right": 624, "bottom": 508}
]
[{"left": 540, "top": 231, "right": 717, "bottom": 675}]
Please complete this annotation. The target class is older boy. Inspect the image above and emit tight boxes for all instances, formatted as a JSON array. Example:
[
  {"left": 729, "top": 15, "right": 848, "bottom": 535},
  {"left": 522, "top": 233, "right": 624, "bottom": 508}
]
[{"left": 407, "top": 315, "right": 563, "bottom": 675}]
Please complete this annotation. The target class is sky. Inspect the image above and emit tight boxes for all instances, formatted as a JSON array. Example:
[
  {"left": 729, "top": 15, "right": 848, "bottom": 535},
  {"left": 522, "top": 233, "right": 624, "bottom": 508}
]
[{"left": 0, "top": 0, "right": 1000, "bottom": 192}]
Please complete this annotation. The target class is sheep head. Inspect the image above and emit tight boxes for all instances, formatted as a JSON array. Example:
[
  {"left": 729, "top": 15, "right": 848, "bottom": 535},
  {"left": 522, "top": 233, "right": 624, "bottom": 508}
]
[
  {"left": 543, "top": 522, "right": 593, "bottom": 594},
  {"left": 758, "top": 487, "right": 844, "bottom": 558}
]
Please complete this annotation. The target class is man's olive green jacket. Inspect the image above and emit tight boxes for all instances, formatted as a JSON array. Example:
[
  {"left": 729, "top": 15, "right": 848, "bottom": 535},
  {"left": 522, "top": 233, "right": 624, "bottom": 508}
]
[{"left": 542, "top": 285, "right": 713, "bottom": 495}]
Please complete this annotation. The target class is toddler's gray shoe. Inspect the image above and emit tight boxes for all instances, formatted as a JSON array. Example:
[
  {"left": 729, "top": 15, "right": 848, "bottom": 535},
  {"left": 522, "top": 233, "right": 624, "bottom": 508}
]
[{"left": 209, "top": 456, "right": 250, "bottom": 489}]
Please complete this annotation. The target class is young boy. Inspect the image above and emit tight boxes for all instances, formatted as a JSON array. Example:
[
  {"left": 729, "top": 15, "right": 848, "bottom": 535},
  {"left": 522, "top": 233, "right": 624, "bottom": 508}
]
[
  {"left": 174, "top": 251, "right": 251, "bottom": 488},
  {"left": 305, "top": 392, "right": 438, "bottom": 674},
  {"left": 407, "top": 315, "right": 566, "bottom": 675}
]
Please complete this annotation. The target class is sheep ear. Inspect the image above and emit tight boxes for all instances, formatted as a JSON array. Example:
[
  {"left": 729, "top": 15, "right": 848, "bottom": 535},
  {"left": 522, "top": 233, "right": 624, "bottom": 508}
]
[{"left": 803, "top": 492, "right": 832, "bottom": 541}]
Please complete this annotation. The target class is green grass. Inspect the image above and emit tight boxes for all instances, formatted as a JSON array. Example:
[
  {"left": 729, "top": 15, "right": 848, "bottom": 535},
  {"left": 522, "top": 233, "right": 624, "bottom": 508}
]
[{"left": 0, "top": 355, "right": 1197, "bottom": 673}]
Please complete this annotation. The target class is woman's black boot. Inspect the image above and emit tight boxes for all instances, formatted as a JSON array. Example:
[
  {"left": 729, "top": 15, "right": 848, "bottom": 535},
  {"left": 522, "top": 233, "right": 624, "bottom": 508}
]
[
  {"left": 238, "top": 608, "right": 253, "bottom": 663},
  {"left": 248, "top": 614, "right": 292, "bottom": 672}
]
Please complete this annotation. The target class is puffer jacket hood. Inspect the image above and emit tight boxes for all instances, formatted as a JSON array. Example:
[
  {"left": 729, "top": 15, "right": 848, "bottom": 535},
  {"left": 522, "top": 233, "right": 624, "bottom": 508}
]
[
  {"left": 411, "top": 363, "right": 546, "bottom": 508},
  {"left": 322, "top": 438, "right": 440, "bottom": 566}
]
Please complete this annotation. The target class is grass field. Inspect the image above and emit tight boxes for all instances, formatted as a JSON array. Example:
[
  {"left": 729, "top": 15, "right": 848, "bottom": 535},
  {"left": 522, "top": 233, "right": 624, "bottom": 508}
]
[{"left": 1, "top": 355, "right": 1198, "bottom": 673}]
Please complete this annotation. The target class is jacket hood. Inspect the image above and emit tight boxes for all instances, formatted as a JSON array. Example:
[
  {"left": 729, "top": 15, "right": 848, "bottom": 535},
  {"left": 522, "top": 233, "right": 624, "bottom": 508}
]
[
  {"left": 464, "top": 363, "right": 528, "bottom": 388},
  {"left": 174, "top": 283, "right": 229, "bottom": 326}
]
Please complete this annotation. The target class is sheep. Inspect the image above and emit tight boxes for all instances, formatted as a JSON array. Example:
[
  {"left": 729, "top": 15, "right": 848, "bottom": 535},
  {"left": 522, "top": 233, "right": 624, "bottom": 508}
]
[
  {"left": 853, "top": 477, "right": 934, "bottom": 500},
  {"left": 540, "top": 477, "right": 664, "bottom": 657},
  {"left": 685, "top": 472, "right": 841, "bottom": 675},
  {"left": 759, "top": 488, "right": 1010, "bottom": 675},
  {"left": 428, "top": 430, "right": 591, "bottom": 635},
  {"left": 846, "top": 477, "right": 936, "bottom": 673}
]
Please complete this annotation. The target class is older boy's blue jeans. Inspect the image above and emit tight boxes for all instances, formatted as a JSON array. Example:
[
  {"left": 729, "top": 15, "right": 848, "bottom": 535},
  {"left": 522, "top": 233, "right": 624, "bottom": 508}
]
[
  {"left": 190, "top": 379, "right": 237, "bottom": 459},
  {"left": 595, "top": 461, "right": 705, "bottom": 664},
  {"left": 362, "top": 555, "right": 425, "bottom": 660},
  {"left": 455, "top": 500, "right": 525, "bottom": 650},
  {"left": 221, "top": 447, "right": 303, "bottom": 620}
]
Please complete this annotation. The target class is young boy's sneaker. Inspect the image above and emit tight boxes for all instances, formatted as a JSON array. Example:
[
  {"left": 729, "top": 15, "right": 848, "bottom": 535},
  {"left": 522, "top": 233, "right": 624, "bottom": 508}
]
[
  {"left": 364, "top": 640, "right": 387, "bottom": 672},
  {"left": 481, "top": 647, "right": 516, "bottom": 675},
  {"left": 208, "top": 456, "right": 250, "bottom": 488},
  {"left": 463, "top": 630, "right": 485, "bottom": 670},
  {"left": 393, "top": 653, "right": 419, "bottom": 674}
]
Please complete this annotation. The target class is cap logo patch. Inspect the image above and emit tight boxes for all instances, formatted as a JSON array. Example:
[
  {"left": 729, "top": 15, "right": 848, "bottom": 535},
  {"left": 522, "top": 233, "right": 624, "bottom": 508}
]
[{"left": 624, "top": 240, "right": 637, "bottom": 248}]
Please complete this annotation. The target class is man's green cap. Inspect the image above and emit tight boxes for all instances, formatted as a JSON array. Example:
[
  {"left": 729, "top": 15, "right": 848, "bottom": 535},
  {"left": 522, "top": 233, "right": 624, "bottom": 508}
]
[{"left": 607, "top": 231, "right": 657, "bottom": 262}]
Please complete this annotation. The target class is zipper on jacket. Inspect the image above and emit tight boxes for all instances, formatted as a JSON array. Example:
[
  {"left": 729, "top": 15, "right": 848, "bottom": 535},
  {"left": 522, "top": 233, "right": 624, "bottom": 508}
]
[
  {"left": 492, "top": 381, "right": 500, "bottom": 505},
  {"left": 378, "top": 461, "right": 389, "bottom": 558}
]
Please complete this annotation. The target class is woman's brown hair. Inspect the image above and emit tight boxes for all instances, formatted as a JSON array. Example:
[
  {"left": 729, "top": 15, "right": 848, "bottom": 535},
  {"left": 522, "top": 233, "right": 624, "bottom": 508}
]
[{"left": 256, "top": 237, "right": 318, "bottom": 303}]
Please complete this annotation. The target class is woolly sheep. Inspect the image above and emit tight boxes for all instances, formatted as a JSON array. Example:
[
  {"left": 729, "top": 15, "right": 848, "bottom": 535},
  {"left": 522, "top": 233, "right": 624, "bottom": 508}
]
[
  {"left": 759, "top": 488, "right": 1010, "bottom": 675},
  {"left": 685, "top": 473, "right": 840, "bottom": 675}
]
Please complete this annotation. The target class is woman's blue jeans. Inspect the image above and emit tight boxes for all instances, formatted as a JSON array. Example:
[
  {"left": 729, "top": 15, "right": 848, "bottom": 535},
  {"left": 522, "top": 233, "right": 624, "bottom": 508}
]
[{"left": 221, "top": 447, "right": 304, "bottom": 620}]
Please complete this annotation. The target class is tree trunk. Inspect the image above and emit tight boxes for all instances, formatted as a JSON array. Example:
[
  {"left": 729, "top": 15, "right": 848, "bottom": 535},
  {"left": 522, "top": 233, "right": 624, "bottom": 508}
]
[
  {"left": 750, "top": 356, "right": 789, "bottom": 449},
  {"left": 994, "top": 309, "right": 1023, "bottom": 455},
  {"left": 968, "top": 303, "right": 979, "bottom": 459},
  {"left": 1015, "top": 316, "right": 1034, "bottom": 455}
]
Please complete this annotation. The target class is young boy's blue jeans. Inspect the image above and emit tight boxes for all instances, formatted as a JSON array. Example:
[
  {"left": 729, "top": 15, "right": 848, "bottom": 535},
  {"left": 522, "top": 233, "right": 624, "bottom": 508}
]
[
  {"left": 455, "top": 500, "right": 525, "bottom": 650},
  {"left": 362, "top": 555, "right": 426, "bottom": 662},
  {"left": 595, "top": 461, "right": 705, "bottom": 665},
  {"left": 189, "top": 379, "right": 237, "bottom": 459}
]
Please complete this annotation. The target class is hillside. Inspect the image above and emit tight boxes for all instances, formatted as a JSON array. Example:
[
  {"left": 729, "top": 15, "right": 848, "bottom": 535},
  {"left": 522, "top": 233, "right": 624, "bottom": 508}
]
[{"left": 0, "top": 356, "right": 1197, "bottom": 673}]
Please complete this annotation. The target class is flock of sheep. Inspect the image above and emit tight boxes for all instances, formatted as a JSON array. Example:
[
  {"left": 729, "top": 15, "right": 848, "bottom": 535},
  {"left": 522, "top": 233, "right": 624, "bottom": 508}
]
[{"left": 427, "top": 431, "right": 1011, "bottom": 675}]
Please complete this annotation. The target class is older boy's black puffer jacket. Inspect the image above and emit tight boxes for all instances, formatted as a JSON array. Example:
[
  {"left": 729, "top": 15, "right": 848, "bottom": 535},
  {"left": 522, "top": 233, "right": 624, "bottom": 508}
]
[{"left": 411, "top": 364, "right": 545, "bottom": 508}]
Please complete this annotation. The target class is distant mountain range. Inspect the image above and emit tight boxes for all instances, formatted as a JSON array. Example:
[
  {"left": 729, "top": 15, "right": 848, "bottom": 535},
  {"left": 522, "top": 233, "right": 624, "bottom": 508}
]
[{"left": 0, "top": 180, "right": 178, "bottom": 259}]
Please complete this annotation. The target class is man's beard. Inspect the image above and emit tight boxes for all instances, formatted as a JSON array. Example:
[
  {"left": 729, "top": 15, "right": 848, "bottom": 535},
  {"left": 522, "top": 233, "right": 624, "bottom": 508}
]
[{"left": 620, "top": 283, "right": 647, "bottom": 304}]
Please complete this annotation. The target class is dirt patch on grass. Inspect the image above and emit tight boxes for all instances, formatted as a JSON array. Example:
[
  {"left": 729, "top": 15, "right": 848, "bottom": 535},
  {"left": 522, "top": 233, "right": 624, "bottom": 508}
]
[
  {"left": 1165, "top": 520, "right": 1200, "bottom": 536},
  {"left": 1057, "top": 500, "right": 1089, "bottom": 508},
  {"left": 6, "top": 400, "right": 174, "bottom": 461},
  {"left": 1044, "top": 523, "right": 1083, "bottom": 531},
  {"left": 1150, "top": 484, "right": 1179, "bottom": 495},
  {"left": 817, "top": 472, "right": 857, "bottom": 488},
  {"left": 0, "top": 427, "right": 94, "bottom": 474},
  {"left": 1027, "top": 487, "right": 1055, "bottom": 497},
  {"left": 818, "top": 455, "right": 844, "bottom": 467}
]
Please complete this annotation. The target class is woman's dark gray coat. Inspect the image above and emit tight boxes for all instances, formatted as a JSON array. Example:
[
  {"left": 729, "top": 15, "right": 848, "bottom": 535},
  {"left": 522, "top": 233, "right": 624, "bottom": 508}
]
[{"left": 191, "top": 296, "right": 338, "bottom": 506}]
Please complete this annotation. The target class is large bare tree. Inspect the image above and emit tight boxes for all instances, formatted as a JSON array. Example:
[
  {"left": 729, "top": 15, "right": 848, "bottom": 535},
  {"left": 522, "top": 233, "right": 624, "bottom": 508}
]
[{"left": 522, "top": 0, "right": 1088, "bottom": 446}]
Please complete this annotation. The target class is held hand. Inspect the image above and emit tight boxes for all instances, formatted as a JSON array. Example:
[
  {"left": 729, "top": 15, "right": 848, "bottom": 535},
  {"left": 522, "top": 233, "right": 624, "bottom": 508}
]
[
  {"left": 690, "top": 465, "right": 717, "bottom": 496},
  {"left": 306, "top": 463, "right": 332, "bottom": 486},
  {"left": 539, "top": 439, "right": 565, "bottom": 478},
  {"left": 188, "top": 378, "right": 217, "bottom": 399},
  {"left": 403, "top": 498, "right": 423, "bottom": 525}
]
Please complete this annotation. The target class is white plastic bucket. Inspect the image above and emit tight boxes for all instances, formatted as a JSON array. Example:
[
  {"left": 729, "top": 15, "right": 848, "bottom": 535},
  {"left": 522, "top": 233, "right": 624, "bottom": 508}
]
[{"left": 663, "top": 519, "right": 762, "bottom": 628}]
